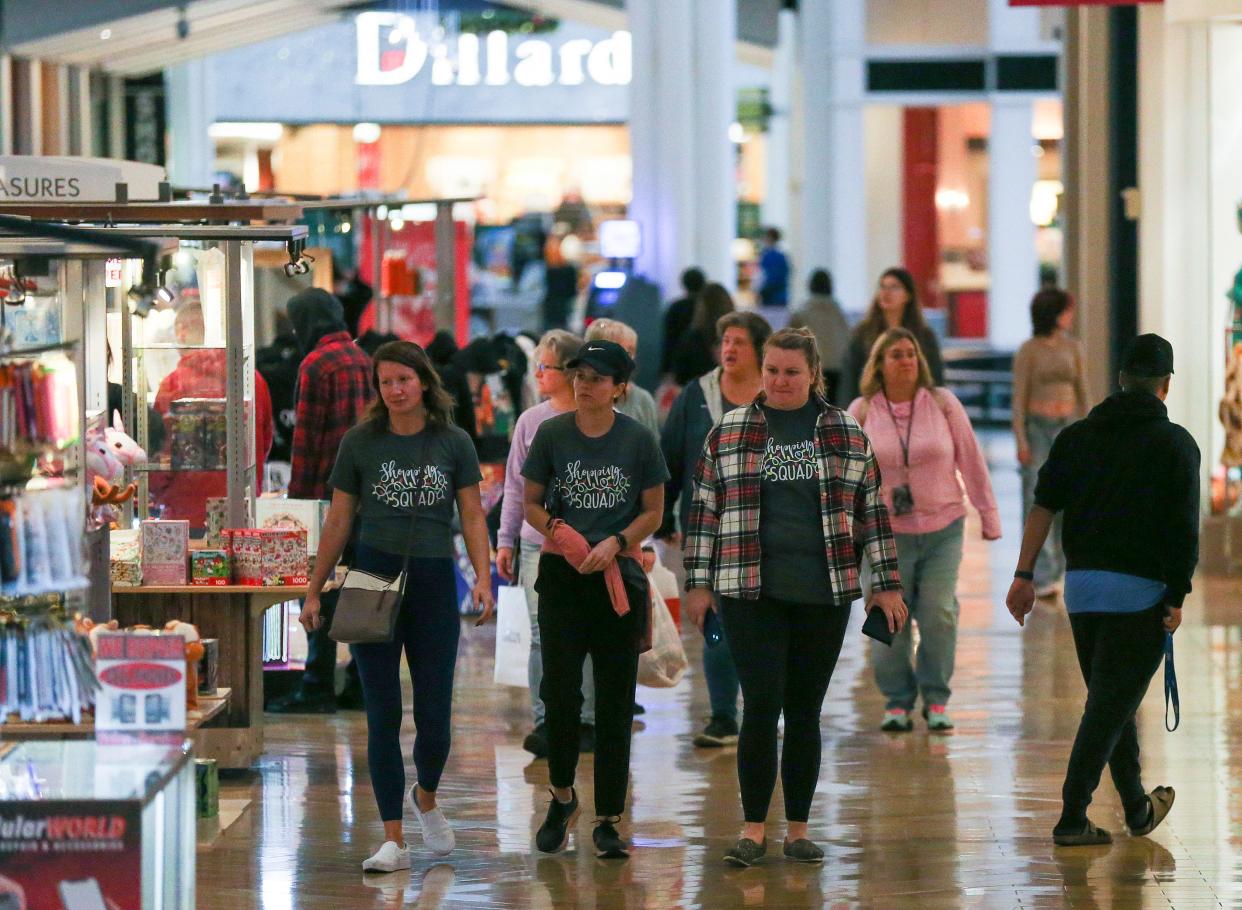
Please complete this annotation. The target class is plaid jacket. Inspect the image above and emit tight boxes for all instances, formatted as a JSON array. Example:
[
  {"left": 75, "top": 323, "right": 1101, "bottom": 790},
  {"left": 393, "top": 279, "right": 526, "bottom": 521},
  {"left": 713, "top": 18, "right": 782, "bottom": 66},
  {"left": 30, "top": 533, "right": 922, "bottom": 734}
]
[
  {"left": 685, "top": 395, "right": 902, "bottom": 606},
  {"left": 289, "top": 331, "right": 375, "bottom": 500}
]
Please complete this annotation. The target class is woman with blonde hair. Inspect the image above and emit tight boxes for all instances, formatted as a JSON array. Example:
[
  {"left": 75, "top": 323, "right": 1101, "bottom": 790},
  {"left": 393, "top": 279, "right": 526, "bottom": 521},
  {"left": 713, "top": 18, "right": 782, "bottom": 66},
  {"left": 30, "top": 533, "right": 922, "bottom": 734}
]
[
  {"left": 848, "top": 328, "right": 1000, "bottom": 733},
  {"left": 685, "top": 326, "right": 907, "bottom": 865}
]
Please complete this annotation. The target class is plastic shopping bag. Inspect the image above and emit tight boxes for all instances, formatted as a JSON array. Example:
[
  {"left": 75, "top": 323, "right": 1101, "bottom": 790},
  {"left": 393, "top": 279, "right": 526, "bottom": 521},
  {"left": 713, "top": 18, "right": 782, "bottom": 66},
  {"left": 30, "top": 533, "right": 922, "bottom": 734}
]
[
  {"left": 638, "top": 584, "right": 687, "bottom": 689},
  {"left": 493, "top": 585, "right": 531, "bottom": 688}
]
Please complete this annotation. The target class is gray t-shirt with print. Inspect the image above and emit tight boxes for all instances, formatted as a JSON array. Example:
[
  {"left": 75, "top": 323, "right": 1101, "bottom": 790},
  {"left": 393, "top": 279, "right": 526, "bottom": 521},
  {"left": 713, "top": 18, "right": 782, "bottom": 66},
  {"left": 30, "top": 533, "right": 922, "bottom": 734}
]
[
  {"left": 759, "top": 401, "right": 833, "bottom": 604},
  {"left": 329, "top": 422, "right": 482, "bottom": 557},
  {"left": 522, "top": 412, "right": 670, "bottom": 545}
]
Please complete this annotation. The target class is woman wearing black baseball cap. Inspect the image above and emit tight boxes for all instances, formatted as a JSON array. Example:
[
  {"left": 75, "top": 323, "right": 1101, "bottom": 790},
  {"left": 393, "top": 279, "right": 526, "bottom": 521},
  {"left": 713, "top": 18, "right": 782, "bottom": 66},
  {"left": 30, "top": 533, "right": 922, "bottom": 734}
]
[{"left": 522, "top": 339, "right": 670, "bottom": 859}]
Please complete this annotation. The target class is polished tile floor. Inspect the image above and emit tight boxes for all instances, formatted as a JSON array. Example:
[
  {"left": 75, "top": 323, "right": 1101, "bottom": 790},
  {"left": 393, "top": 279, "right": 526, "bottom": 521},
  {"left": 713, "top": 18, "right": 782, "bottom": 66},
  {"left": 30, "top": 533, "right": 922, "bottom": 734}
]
[{"left": 198, "top": 434, "right": 1242, "bottom": 908}]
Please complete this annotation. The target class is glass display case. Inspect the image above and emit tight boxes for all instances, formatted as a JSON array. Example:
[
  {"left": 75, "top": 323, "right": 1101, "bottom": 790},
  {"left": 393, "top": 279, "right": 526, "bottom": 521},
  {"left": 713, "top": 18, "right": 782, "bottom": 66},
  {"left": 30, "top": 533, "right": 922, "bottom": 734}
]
[
  {"left": 0, "top": 738, "right": 195, "bottom": 910},
  {"left": 113, "top": 226, "right": 307, "bottom": 535}
]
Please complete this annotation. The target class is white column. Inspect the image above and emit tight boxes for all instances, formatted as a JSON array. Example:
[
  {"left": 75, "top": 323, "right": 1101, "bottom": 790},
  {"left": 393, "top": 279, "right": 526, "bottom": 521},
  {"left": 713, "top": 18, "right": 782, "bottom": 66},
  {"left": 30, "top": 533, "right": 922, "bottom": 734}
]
[
  {"left": 795, "top": 0, "right": 867, "bottom": 311},
  {"left": 165, "top": 59, "right": 216, "bottom": 188},
  {"left": 0, "top": 56, "right": 12, "bottom": 156},
  {"left": 107, "top": 75, "right": 126, "bottom": 160},
  {"left": 691, "top": 0, "right": 736, "bottom": 289},
  {"left": 628, "top": 0, "right": 735, "bottom": 296},
  {"left": 763, "top": 7, "right": 796, "bottom": 240},
  {"left": 989, "top": 0, "right": 1046, "bottom": 51},
  {"left": 987, "top": 98, "right": 1039, "bottom": 350}
]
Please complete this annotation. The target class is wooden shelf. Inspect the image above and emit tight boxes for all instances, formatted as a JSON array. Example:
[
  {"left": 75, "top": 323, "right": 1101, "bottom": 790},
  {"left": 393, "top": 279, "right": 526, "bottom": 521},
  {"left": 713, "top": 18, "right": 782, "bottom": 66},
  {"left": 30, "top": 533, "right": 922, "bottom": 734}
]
[
  {"left": 113, "top": 585, "right": 308, "bottom": 596},
  {"left": 0, "top": 688, "right": 231, "bottom": 739}
]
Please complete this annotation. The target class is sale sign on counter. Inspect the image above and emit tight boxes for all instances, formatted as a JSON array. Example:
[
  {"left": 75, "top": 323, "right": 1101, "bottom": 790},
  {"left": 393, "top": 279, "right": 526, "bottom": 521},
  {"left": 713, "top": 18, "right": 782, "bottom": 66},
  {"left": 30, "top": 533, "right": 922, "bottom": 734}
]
[{"left": 95, "top": 634, "right": 187, "bottom": 732}]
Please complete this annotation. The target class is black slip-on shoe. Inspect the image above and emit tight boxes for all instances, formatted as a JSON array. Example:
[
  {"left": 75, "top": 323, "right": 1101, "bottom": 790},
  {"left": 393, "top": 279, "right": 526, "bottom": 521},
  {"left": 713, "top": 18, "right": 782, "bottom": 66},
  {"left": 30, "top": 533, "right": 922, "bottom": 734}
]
[
  {"left": 592, "top": 820, "right": 630, "bottom": 859},
  {"left": 723, "top": 837, "right": 767, "bottom": 867}
]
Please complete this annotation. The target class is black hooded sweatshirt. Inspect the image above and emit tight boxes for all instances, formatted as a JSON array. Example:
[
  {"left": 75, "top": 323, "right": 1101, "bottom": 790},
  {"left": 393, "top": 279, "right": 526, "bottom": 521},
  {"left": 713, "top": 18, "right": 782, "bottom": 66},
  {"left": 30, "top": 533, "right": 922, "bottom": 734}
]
[
  {"left": 1034, "top": 390, "right": 1200, "bottom": 607},
  {"left": 287, "top": 288, "right": 348, "bottom": 358}
]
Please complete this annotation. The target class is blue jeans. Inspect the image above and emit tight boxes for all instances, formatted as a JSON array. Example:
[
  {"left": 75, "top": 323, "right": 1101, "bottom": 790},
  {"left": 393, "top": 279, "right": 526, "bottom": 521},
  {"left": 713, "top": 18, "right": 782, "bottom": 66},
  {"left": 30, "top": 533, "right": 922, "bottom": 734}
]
[
  {"left": 871, "top": 518, "right": 964, "bottom": 711},
  {"left": 1022, "top": 415, "right": 1070, "bottom": 588},
  {"left": 519, "top": 544, "right": 594, "bottom": 726},
  {"left": 349, "top": 544, "right": 460, "bottom": 822}
]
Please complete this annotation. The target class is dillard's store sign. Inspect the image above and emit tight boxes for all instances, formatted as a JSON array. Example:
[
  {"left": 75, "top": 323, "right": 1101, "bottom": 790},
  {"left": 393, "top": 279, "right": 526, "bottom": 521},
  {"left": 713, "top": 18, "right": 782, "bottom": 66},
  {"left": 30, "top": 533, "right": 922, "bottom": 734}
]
[{"left": 355, "top": 11, "right": 632, "bottom": 89}]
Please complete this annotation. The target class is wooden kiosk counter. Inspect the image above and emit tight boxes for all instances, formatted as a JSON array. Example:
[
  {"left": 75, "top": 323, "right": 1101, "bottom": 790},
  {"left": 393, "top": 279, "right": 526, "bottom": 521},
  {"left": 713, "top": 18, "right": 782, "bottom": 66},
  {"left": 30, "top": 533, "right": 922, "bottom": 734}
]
[{"left": 112, "top": 585, "right": 307, "bottom": 768}]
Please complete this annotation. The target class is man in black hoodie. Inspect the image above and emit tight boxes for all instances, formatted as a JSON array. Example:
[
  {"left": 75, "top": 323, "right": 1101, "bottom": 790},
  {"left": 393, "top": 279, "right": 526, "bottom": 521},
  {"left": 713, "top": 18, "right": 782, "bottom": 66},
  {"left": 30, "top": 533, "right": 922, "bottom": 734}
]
[{"left": 1007, "top": 334, "right": 1198, "bottom": 847}]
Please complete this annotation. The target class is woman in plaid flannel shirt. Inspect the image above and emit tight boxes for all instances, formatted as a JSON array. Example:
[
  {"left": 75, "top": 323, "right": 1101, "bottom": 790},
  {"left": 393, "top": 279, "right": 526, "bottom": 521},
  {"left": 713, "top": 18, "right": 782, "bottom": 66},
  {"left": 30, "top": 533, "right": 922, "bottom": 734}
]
[{"left": 684, "top": 327, "right": 907, "bottom": 867}]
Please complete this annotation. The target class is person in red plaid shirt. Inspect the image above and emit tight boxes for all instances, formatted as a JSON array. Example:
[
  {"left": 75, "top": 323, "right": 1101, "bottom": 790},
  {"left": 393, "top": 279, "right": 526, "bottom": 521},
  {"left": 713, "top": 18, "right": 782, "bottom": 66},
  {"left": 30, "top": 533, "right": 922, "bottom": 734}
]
[
  {"left": 683, "top": 327, "right": 907, "bottom": 868},
  {"left": 270, "top": 288, "right": 375, "bottom": 714}
]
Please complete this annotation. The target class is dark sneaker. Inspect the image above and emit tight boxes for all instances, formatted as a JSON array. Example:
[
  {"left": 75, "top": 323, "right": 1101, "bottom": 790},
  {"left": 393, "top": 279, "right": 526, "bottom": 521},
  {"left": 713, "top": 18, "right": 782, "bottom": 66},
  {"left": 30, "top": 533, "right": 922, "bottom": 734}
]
[
  {"left": 632, "top": 702, "right": 646, "bottom": 715},
  {"left": 592, "top": 820, "right": 630, "bottom": 859},
  {"left": 523, "top": 724, "right": 549, "bottom": 759},
  {"left": 693, "top": 716, "right": 739, "bottom": 748},
  {"left": 783, "top": 838, "right": 824, "bottom": 863},
  {"left": 536, "top": 789, "right": 580, "bottom": 854},
  {"left": 723, "top": 837, "right": 767, "bottom": 867},
  {"left": 267, "top": 689, "right": 336, "bottom": 714},
  {"left": 578, "top": 724, "right": 596, "bottom": 753},
  {"left": 336, "top": 684, "right": 366, "bottom": 711}
]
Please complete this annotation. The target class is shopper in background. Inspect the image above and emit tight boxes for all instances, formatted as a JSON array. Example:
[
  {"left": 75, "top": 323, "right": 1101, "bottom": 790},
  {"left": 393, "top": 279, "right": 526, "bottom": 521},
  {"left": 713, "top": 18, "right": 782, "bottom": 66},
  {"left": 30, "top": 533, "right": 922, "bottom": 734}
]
[
  {"left": 255, "top": 311, "right": 300, "bottom": 467},
  {"left": 585, "top": 319, "right": 660, "bottom": 438},
  {"left": 661, "top": 267, "right": 707, "bottom": 380},
  {"left": 496, "top": 329, "right": 596, "bottom": 759},
  {"left": 670, "top": 282, "right": 736, "bottom": 387},
  {"left": 788, "top": 269, "right": 850, "bottom": 404},
  {"left": 661, "top": 311, "right": 770, "bottom": 748},
  {"left": 269, "top": 288, "right": 374, "bottom": 714},
  {"left": 839, "top": 268, "right": 944, "bottom": 407},
  {"left": 300, "top": 341, "right": 494, "bottom": 872},
  {"left": 1011, "top": 288, "right": 1088, "bottom": 599},
  {"left": 523, "top": 340, "right": 668, "bottom": 860},
  {"left": 1007, "top": 333, "right": 1197, "bottom": 847},
  {"left": 684, "top": 327, "right": 906, "bottom": 867},
  {"left": 756, "top": 228, "right": 791, "bottom": 325},
  {"left": 149, "top": 303, "right": 273, "bottom": 529},
  {"left": 848, "top": 328, "right": 1001, "bottom": 733}
]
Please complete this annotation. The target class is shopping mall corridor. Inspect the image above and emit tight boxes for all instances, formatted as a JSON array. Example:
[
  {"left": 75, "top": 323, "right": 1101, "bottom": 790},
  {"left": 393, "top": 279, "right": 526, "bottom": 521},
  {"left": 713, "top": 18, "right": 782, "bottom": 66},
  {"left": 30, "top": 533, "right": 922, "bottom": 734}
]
[{"left": 196, "top": 431, "right": 1242, "bottom": 908}]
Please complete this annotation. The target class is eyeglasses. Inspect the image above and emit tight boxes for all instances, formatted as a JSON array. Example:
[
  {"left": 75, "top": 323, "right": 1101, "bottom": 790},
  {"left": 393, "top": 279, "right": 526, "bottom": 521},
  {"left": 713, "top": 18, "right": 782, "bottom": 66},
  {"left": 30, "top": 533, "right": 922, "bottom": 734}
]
[{"left": 536, "top": 363, "right": 564, "bottom": 375}]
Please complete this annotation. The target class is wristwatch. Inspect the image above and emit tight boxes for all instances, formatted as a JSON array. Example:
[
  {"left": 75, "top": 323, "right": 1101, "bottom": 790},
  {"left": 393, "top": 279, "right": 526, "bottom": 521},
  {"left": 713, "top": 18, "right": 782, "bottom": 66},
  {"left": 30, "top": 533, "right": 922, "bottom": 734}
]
[
  {"left": 1013, "top": 569, "right": 1034, "bottom": 581},
  {"left": 613, "top": 532, "right": 628, "bottom": 550}
]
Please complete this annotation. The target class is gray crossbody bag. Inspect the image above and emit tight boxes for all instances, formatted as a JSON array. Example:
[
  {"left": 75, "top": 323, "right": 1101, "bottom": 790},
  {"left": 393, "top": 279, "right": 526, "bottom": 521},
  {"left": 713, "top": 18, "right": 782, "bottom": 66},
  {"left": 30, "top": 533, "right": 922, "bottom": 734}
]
[{"left": 328, "top": 437, "right": 426, "bottom": 644}]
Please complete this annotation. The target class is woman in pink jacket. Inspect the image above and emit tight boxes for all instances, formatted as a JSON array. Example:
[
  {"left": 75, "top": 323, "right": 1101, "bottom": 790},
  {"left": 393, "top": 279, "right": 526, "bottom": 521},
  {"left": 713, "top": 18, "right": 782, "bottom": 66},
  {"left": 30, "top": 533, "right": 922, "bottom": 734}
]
[{"left": 848, "top": 328, "right": 1001, "bottom": 732}]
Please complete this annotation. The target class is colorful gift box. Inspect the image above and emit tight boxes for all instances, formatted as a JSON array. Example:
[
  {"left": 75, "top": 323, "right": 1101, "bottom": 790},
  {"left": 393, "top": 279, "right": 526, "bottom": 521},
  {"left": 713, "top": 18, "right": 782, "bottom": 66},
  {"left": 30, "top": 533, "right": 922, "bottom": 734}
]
[
  {"left": 140, "top": 519, "right": 189, "bottom": 585},
  {"left": 226, "top": 528, "right": 307, "bottom": 586},
  {"left": 109, "top": 529, "right": 142, "bottom": 587},
  {"left": 191, "top": 549, "right": 230, "bottom": 586},
  {"left": 255, "top": 498, "right": 327, "bottom": 557}
]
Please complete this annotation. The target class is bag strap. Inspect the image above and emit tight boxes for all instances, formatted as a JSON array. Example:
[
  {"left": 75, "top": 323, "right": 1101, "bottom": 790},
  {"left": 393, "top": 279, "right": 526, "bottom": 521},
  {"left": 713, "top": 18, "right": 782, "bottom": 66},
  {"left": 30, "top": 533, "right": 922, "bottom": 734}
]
[{"left": 1164, "top": 631, "right": 1180, "bottom": 732}]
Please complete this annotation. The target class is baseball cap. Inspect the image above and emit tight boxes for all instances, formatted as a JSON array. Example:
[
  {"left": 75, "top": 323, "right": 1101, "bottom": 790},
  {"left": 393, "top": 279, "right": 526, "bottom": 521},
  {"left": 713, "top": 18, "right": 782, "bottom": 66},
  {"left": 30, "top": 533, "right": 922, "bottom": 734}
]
[
  {"left": 1121, "top": 333, "right": 1175, "bottom": 377},
  {"left": 567, "top": 339, "right": 635, "bottom": 381}
]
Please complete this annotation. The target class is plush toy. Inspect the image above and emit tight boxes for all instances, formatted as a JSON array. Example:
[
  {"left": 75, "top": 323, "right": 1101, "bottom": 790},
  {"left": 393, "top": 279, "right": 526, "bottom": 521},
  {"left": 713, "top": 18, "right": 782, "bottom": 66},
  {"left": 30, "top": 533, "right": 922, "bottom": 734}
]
[
  {"left": 163, "top": 620, "right": 204, "bottom": 709},
  {"left": 86, "top": 416, "right": 147, "bottom": 529}
]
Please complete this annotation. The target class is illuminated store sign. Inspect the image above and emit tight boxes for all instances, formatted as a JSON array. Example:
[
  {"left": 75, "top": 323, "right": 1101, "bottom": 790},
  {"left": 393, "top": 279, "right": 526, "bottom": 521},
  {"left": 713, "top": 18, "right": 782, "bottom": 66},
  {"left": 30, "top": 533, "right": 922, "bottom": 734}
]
[{"left": 355, "top": 12, "right": 632, "bottom": 88}]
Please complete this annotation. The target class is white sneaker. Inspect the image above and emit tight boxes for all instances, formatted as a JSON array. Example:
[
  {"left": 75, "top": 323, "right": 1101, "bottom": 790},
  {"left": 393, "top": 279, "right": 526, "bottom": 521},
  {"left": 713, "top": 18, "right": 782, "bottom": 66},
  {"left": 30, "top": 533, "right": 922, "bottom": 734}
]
[
  {"left": 408, "top": 785, "right": 456, "bottom": 856},
  {"left": 362, "top": 840, "right": 410, "bottom": 873}
]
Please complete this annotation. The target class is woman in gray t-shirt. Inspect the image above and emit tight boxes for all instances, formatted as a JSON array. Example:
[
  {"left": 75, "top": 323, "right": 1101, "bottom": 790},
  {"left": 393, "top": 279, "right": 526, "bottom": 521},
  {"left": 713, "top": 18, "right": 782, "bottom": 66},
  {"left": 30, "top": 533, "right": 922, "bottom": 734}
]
[{"left": 299, "top": 341, "right": 494, "bottom": 874}]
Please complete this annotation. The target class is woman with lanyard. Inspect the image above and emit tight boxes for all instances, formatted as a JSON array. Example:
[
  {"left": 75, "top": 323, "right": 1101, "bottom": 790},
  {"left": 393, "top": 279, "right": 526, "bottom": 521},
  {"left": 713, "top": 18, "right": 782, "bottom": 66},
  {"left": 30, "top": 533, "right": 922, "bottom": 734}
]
[
  {"left": 684, "top": 327, "right": 908, "bottom": 866},
  {"left": 299, "top": 341, "right": 495, "bottom": 873},
  {"left": 522, "top": 339, "right": 669, "bottom": 860},
  {"left": 848, "top": 327, "right": 1000, "bottom": 732}
]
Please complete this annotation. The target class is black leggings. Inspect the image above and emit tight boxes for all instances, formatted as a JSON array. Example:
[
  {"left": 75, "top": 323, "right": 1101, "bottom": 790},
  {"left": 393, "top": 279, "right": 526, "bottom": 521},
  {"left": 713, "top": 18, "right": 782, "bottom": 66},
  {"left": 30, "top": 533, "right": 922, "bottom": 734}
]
[
  {"left": 1059, "top": 604, "right": 1166, "bottom": 830},
  {"left": 536, "top": 554, "right": 641, "bottom": 818},
  {"left": 350, "top": 545, "right": 460, "bottom": 822},
  {"left": 720, "top": 596, "right": 850, "bottom": 824}
]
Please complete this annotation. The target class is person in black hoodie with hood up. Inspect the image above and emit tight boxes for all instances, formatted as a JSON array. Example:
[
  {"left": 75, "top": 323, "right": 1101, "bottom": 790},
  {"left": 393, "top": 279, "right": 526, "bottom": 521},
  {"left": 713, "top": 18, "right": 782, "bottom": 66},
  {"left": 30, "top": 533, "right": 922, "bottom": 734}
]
[{"left": 1007, "top": 334, "right": 1199, "bottom": 848}]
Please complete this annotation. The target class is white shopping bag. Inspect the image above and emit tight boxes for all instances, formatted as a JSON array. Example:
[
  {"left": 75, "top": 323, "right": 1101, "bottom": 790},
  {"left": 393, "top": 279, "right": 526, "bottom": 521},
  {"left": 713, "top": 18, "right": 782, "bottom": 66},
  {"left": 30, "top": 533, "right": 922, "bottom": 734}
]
[
  {"left": 638, "top": 584, "right": 688, "bottom": 689},
  {"left": 493, "top": 585, "right": 532, "bottom": 688}
]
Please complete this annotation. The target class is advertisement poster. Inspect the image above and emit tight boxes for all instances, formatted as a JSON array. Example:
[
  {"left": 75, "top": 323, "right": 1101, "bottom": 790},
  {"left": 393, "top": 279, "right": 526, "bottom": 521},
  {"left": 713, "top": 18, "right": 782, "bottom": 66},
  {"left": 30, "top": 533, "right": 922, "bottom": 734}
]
[
  {"left": 95, "top": 633, "right": 187, "bottom": 733},
  {"left": 0, "top": 799, "right": 141, "bottom": 910}
]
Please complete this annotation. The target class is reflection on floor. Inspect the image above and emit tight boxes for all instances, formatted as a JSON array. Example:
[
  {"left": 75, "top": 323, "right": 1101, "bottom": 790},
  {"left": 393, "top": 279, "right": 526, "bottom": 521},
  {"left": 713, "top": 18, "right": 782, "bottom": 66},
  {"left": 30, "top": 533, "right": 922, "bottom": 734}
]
[{"left": 197, "top": 432, "right": 1242, "bottom": 908}]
